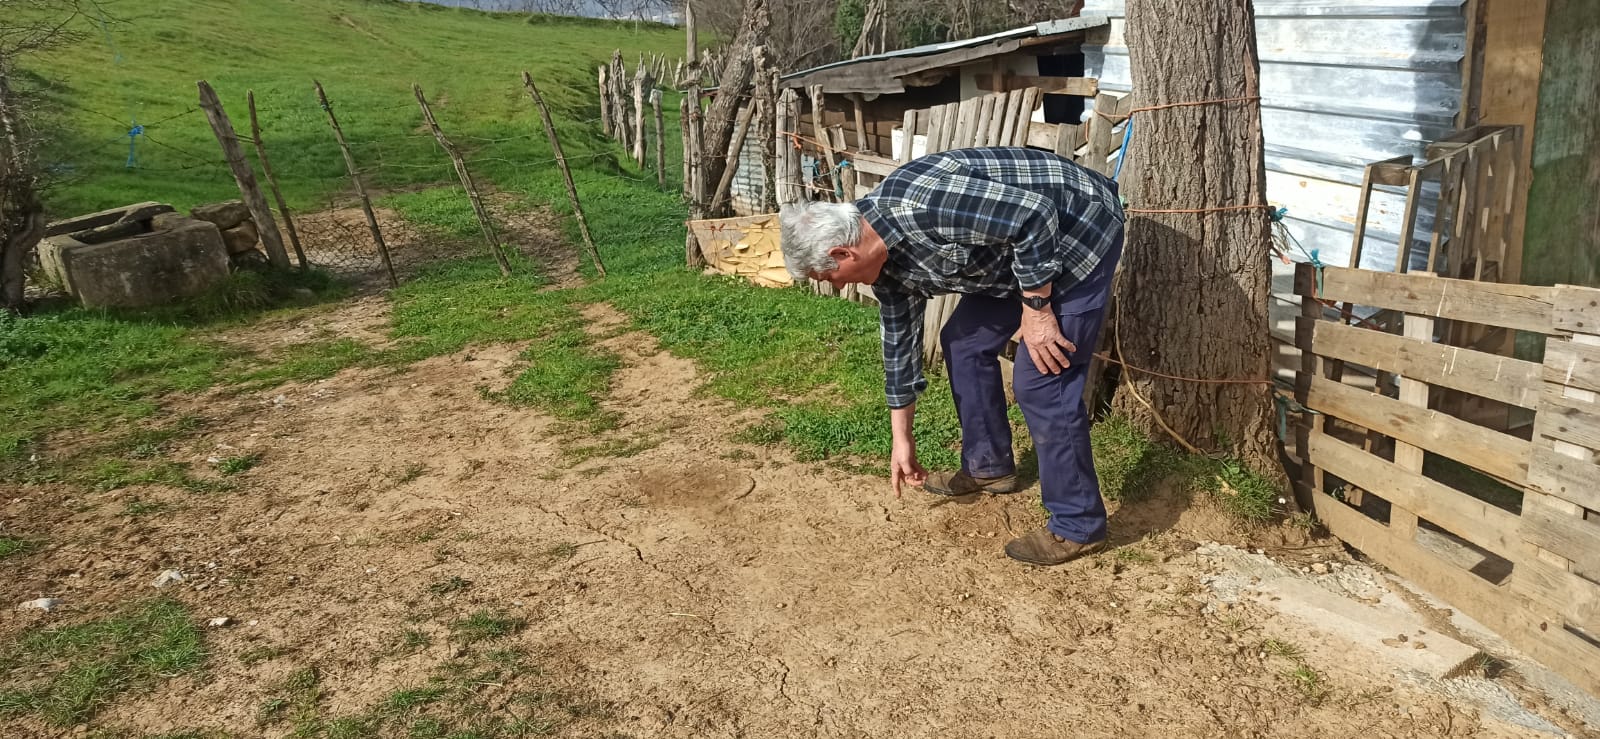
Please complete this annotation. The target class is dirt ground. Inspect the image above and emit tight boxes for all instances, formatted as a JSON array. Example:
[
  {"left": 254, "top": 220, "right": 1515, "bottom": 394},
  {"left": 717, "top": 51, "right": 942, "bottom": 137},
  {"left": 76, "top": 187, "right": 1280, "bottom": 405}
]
[{"left": 6, "top": 293, "right": 1598, "bottom": 736}]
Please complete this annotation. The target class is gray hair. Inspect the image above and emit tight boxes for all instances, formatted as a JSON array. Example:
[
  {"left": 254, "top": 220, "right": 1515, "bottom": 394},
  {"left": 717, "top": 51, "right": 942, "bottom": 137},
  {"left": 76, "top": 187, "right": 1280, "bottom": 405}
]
[{"left": 778, "top": 200, "right": 862, "bottom": 281}]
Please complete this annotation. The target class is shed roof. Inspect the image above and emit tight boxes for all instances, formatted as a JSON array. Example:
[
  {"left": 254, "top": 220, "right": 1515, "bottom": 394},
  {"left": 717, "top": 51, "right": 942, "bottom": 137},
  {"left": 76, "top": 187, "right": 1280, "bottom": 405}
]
[{"left": 780, "top": 15, "right": 1109, "bottom": 95}]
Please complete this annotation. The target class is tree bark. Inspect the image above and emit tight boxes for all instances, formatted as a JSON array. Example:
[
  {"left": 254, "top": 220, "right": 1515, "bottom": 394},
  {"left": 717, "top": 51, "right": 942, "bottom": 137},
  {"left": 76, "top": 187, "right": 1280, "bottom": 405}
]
[
  {"left": 0, "top": 62, "right": 43, "bottom": 313},
  {"left": 1111, "top": 0, "right": 1282, "bottom": 478},
  {"left": 697, "top": 0, "right": 769, "bottom": 197}
]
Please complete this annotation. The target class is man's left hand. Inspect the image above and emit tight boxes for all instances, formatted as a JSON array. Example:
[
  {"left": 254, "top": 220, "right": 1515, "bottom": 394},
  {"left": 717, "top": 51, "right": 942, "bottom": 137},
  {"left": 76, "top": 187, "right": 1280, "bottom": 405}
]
[{"left": 1020, "top": 307, "right": 1077, "bottom": 375}]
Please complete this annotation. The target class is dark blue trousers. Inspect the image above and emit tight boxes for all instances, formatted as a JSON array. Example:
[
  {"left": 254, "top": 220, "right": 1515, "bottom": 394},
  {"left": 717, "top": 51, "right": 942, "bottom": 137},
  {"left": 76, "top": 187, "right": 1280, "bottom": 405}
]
[{"left": 938, "top": 243, "right": 1121, "bottom": 544}]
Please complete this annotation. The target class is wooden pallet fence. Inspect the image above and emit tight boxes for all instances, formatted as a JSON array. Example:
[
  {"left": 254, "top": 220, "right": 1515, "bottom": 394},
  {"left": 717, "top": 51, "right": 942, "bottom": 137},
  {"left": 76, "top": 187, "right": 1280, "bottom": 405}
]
[{"left": 1293, "top": 262, "right": 1600, "bottom": 697}]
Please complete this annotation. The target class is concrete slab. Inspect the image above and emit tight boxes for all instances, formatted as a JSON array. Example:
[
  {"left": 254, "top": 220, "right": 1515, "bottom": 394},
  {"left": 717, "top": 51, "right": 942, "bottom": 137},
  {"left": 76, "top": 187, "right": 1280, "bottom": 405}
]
[
  {"left": 45, "top": 201, "right": 173, "bottom": 237},
  {"left": 1253, "top": 574, "right": 1480, "bottom": 678}
]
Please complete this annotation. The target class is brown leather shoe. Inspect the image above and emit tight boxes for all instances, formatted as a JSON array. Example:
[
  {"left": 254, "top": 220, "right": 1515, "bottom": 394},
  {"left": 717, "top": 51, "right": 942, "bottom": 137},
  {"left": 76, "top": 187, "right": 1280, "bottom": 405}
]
[
  {"left": 922, "top": 470, "right": 1017, "bottom": 496},
  {"left": 1003, "top": 527, "right": 1106, "bottom": 566}
]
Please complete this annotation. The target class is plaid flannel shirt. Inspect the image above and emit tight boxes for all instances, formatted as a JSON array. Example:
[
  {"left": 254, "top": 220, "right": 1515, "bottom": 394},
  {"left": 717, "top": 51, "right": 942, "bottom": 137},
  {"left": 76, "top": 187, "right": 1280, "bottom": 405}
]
[{"left": 858, "top": 147, "right": 1124, "bottom": 409}]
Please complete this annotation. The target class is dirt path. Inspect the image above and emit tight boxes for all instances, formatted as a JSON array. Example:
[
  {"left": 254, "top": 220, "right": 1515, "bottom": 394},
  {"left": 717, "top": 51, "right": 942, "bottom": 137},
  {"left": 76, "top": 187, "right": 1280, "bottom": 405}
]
[{"left": 3, "top": 298, "right": 1586, "bottom": 737}]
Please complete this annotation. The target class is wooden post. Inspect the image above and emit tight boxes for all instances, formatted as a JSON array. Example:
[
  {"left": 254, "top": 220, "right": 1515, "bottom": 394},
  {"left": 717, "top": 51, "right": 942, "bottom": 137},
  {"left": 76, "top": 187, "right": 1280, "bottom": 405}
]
[
  {"left": 851, "top": 94, "right": 869, "bottom": 152},
  {"left": 684, "top": 0, "right": 699, "bottom": 86},
  {"left": 758, "top": 72, "right": 779, "bottom": 213},
  {"left": 523, "top": 72, "right": 605, "bottom": 278},
  {"left": 652, "top": 90, "right": 666, "bottom": 187},
  {"left": 245, "top": 90, "right": 307, "bottom": 271},
  {"left": 196, "top": 81, "right": 290, "bottom": 270},
  {"left": 632, "top": 60, "right": 649, "bottom": 167},
  {"left": 680, "top": 95, "right": 693, "bottom": 194},
  {"left": 414, "top": 84, "right": 512, "bottom": 277},
  {"left": 610, "top": 51, "right": 630, "bottom": 153},
  {"left": 598, "top": 65, "right": 612, "bottom": 138},
  {"left": 808, "top": 85, "right": 841, "bottom": 200},
  {"left": 687, "top": 84, "right": 706, "bottom": 208},
  {"left": 709, "top": 101, "right": 757, "bottom": 216},
  {"left": 776, "top": 87, "right": 802, "bottom": 205},
  {"left": 831, "top": 126, "right": 857, "bottom": 199},
  {"left": 312, "top": 80, "right": 397, "bottom": 287}
]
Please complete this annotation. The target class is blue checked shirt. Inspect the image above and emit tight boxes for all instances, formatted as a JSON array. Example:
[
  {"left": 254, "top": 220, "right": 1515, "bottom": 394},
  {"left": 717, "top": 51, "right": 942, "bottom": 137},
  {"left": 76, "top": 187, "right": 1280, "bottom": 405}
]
[{"left": 858, "top": 147, "right": 1125, "bottom": 409}]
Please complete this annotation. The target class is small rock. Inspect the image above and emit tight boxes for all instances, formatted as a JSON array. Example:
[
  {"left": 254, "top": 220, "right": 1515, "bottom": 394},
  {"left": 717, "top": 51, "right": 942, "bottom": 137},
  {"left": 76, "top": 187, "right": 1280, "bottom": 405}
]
[
  {"left": 1413, "top": 641, "right": 1427, "bottom": 650},
  {"left": 1311, "top": 562, "right": 1329, "bottom": 574},
  {"left": 1382, "top": 637, "right": 1406, "bottom": 648},
  {"left": 207, "top": 617, "right": 231, "bottom": 628},
  {"left": 221, "top": 221, "right": 260, "bottom": 254},
  {"left": 190, "top": 200, "right": 250, "bottom": 230},
  {"left": 153, "top": 569, "right": 184, "bottom": 588},
  {"left": 18, "top": 598, "right": 61, "bottom": 612}
]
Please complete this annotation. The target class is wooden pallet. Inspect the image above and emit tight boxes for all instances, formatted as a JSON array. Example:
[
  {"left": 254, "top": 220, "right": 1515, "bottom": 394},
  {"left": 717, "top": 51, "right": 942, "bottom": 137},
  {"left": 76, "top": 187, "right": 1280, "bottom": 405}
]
[{"left": 1293, "top": 262, "right": 1600, "bottom": 698}]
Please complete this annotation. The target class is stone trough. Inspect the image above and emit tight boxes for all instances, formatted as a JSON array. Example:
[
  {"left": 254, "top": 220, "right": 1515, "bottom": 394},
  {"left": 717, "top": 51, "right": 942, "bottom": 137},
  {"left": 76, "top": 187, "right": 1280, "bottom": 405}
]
[{"left": 39, "top": 200, "right": 265, "bottom": 309}]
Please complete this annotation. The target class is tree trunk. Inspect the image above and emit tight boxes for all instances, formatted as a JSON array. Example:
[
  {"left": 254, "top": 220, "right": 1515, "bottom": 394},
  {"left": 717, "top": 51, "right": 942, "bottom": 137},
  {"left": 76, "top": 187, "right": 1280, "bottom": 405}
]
[
  {"left": 0, "top": 63, "right": 43, "bottom": 313},
  {"left": 697, "top": 0, "right": 769, "bottom": 197},
  {"left": 1111, "top": 0, "right": 1281, "bottom": 477}
]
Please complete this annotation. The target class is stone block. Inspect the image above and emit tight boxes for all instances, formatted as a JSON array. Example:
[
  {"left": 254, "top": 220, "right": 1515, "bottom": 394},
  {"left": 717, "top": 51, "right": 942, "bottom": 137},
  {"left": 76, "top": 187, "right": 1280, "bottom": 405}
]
[
  {"left": 190, "top": 200, "right": 251, "bottom": 231},
  {"left": 41, "top": 218, "right": 231, "bottom": 309},
  {"left": 45, "top": 202, "right": 174, "bottom": 237},
  {"left": 222, "top": 221, "right": 260, "bottom": 254}
]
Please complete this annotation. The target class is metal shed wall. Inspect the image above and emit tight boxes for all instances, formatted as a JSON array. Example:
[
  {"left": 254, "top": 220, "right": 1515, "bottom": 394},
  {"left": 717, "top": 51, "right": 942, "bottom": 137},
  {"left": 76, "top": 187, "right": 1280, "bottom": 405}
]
[{"left": 1079, "top": 0, "right": 1468, "bottom": 364}]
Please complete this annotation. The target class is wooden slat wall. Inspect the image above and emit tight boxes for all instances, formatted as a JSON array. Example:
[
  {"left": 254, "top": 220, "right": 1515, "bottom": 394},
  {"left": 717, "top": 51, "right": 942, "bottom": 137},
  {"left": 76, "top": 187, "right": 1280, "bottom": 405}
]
[{"left": 1294, "top": 263, "right": 1600, "bottom": 698}]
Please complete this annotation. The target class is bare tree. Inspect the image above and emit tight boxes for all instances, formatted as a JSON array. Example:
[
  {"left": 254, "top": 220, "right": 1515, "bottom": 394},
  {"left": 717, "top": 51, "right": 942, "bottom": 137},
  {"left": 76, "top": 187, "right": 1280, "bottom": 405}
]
[{"left": 2, "top": 1, "right": 97, "bottom": 313}]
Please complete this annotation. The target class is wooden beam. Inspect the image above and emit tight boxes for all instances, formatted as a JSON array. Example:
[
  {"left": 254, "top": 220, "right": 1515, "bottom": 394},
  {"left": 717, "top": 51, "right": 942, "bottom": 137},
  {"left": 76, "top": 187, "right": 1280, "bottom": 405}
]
[
  {"left": 975, "top": 74, "right": 1098, "bottom": 97},
  {"left": 1475, "top": 0, "right": 1549, "bottom": 285},
  {"left": 1308, "top": 319, "right": 1542, "bottom": 409},
  {"left": 1307, "top": 430, "right": 1523, "bottom": 560},
  {"left": 1520, "top": 502, "right": 1600, "bottom": 574},
  {"left": 1543, "top": 340, "right": 1600, "bottom": 394},
  {"left": 1527, "top": 444, "right": 1600, "bottom": 511},
  {"left": 1304, "top": 375, "right": 1531, "bottom": 484},
  {"left": 1312, "top": 265, "right": 1556, "bottom": 335}
]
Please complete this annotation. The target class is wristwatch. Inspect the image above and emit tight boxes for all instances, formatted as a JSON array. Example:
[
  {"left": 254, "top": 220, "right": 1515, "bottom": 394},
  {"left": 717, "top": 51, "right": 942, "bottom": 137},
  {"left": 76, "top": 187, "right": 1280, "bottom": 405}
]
[{"left": 1021, "top": 294, "right": 1051, "bottom": 311}]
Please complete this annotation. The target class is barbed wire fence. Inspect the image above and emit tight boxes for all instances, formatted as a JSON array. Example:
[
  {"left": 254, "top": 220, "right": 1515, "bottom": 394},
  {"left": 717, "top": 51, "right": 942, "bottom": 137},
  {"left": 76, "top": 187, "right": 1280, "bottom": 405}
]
[{"left": 43, "top": 73, "right": 688, "bottom": 288}]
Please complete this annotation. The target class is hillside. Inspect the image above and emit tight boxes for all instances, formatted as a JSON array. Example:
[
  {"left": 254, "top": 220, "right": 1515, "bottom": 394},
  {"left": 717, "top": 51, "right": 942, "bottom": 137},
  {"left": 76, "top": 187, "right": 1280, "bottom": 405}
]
[{"left": 25, "top": 0, "right": 683, "bottom": 214}]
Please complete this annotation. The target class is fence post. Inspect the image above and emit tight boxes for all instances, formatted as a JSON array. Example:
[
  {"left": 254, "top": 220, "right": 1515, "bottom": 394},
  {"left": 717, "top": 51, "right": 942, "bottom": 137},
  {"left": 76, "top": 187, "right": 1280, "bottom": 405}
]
[
  {"left": 653, "top": 90, "right": 666, "bottom": 187},
  {"left": 413, "top": 84, "right": 512, "bottom": 277},
  {"left": 758, "top": 72, "right": 778, "bottom": 213},
  {"left": 598, "top": 65, "right": 612, "bottom": 138},
  {"left": 610, "top": 50, "right": 630, "bottom": 153},
  {"left": 679, "top": 95, "right": 692, "bottom": 194},
  {"left": 196, "top": 80, "right": 290, "bottom": 270},
  {"left": 312, "top": 80, "right": 397, "bottom": 288},
  {"left": 632, "top": 60, "right": 649, "bottom": 168},
  {"left": 808, "top": 85, "right": 841, "bottom": 201},
  {"left": 776, "top": 87, "right": 802, "bottom": 206},
  {"left": 245, "top": 90, "right": 307, "bottom": 270},
  {"left": 523, "top": 71, "right": 606, "bottom": 278}
]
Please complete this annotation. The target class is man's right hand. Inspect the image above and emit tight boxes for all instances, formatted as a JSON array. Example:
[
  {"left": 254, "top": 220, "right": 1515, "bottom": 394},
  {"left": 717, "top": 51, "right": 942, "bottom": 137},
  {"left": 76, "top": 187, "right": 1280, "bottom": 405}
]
[{"left": 891, "top": 441, "right": 927, "bottom": 498}]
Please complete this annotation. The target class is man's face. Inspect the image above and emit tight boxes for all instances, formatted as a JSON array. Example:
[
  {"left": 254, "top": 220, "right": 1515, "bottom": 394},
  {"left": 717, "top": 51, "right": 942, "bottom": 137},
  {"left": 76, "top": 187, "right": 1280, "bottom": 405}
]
[{"left": 809, "top": 246, "right": 872, "bottom": 289}]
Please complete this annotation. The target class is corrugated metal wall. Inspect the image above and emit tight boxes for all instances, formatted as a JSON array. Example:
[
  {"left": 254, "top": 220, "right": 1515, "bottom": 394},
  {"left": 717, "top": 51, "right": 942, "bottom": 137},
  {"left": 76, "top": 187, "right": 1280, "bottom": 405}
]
[
  {"left": 1079, "top": 0, "right": 1467, "bottom": 365},
  {"left": 730, "top": 113, "right": 769, "bottom": 215}
]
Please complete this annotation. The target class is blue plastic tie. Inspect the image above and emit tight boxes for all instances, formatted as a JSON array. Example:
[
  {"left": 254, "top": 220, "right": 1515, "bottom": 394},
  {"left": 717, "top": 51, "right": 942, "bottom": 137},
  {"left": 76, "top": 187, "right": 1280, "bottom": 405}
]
[
  {"left": 125, "top": 123, "right": 144, "bottom": 169},
  {"left": 1308, "top": 248, "right": 1326, "bottom": 298},
  {"left": 1112, "top": 115, "right": 1134, "bottom": 182}
]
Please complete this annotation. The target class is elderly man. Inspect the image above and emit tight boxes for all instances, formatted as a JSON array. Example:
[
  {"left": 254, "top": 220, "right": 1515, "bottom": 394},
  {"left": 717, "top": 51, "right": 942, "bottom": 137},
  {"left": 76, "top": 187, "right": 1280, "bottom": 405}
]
[{"left": 779, "top": 146, "right": 1124, "bottom": 566}]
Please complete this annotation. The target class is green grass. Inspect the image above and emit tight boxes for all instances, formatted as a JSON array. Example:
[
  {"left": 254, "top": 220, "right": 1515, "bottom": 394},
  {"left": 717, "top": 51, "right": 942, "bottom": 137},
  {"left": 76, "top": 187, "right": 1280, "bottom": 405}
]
[
  {"left": 216, "top": 453, "right": 261, "bottom": 476},
  {"left": 0, "top": 598, "right": 206, "bottom": 727},
  {"left": 449, "top": 610, "right": 526, "bottom": 646},
  {"left": 234, "top": 338, "right": 373, "bottom": 390},
  {"left": 0, "top": 537, "right": 34, "bottom": 558}
]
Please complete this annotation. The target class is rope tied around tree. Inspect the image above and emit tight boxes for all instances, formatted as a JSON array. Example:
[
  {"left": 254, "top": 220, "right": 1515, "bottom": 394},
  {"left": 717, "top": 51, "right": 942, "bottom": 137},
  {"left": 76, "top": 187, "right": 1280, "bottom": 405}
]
[{"left": 1106, "top": 94, "right": 1272, "bottom": 217}]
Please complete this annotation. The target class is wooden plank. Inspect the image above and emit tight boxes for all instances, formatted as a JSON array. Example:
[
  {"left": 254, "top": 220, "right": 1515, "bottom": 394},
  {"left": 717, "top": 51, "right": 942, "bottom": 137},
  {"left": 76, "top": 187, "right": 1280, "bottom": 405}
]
[
  {"left": 1512, "top": 557, "right": 1600, "bottom": 637},
  {"left": 1013, "top": 88, "right": 1041, "bottom": 146},
  {"left": 979, "top": 92, "right": 1004, "bottom": 143},
  {"left": 1305, "top": 375, "right": 1530, "bottom": 484},
  {"left": 1521, "top": 502, "right": 1600, "bottom": 573},
  {"left": 934, "top": 103, "right": 957, "bottom": 152},
  {"left": 1084, "top": 93, "right": 1119, "bottom": 175},
  {"left": 1388, "top": 312, "right": 1435, "bottom": 539},
  {"left": 1535, "top": 390, "right": 1600, "bottom": 450},
  {"left": 966, "top": 95, "right": 992, "bottom": 145},
  {"left": 899, "top": 110, "right": 917, "bottom": 162},
  {"left": 1308, "top": 430, "right": 1523, "bottom": 559},
  {"left": 998, "top": 90, "right": 1023, "bottom": 147},
  {"left": 953, "top": 97, "right": 980, "bottom": 148},
  {"left": 1047, "top": 122, "right": 1075, "bottom": 156},
  {"left": 1475, "top": 0, "right": 1546, "bottom": 285},
  {"left": 1544, "top": 340, "right": 1600, "bottom": 395},
  {"left": 1311, "top": 265, "right": 1556, "bottom": 334},
  {"left": 1527, "top": 444, "right": 1600, "bottom": 511},
  {"left": 1553, "top": 285, "right": 1600, "bottom": 335},
  {"left": 849, "top": 152, "right": 898, "bottom": 178},
  {"left": 924, "top": 106, "right": 946, "bottom": 154},
  {"left": 1314, "top": 493, "right": 1600, "bottom": 697},
  {"left": 975, "top": 74, "right": 1098, "bottom": 96},
  {"left": 851, "top": 95, "right": 869, "bottom": 152},
  {"left": 1309, "top": 320, "right": 1541, "bottom": 409}
]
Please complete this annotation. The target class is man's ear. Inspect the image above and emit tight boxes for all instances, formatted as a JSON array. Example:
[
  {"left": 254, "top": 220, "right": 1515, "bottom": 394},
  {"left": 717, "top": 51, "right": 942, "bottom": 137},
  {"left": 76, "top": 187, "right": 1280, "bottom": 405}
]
[{"left": 827, "top": 245, "right": 854, "bottom": 263}]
